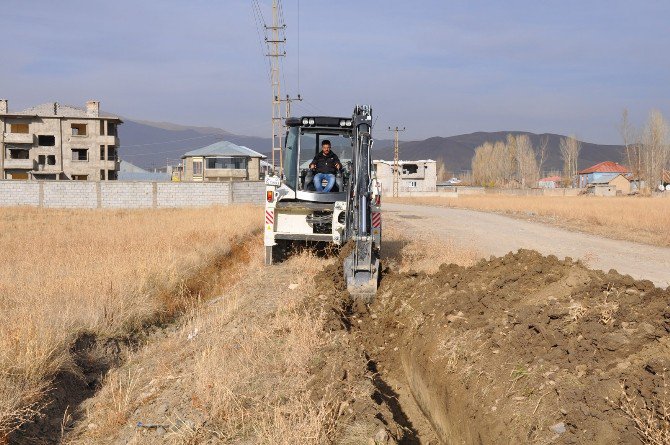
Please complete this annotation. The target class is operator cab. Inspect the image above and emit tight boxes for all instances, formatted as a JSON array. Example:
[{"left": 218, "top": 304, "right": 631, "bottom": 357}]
[{"left": 283, "top": 116, "right": 354, "bottom": 203}]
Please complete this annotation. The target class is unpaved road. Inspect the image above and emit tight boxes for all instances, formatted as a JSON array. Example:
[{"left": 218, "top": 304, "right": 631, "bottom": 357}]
[{"left": 384, "top": 202, "right": 670, "bottom": 288}]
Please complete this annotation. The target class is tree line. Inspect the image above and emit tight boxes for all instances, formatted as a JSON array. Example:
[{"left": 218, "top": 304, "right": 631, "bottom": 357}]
[
  {"left": 471, "top": 134, "right": 549, "bottom": 188},
  {"left": 467, "top": 109, "right": 669, "bottom": 190}
]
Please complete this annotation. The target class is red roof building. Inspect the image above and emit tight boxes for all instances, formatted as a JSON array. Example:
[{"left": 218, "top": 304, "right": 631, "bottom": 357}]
[
  {"left": 578, "top": 161, "right": 630, "bottom": 175},
  {"left": 578, "top": 161, "right": 631, "bottom": 189}
]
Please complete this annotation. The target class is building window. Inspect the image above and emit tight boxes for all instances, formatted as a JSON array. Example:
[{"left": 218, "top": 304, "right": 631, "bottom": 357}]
[
  {"left": 99, "top": 120, "right": 106, "bottom": 136},
  {"left": 8, "top": 148, "right": 30, "bottom": 159},
  {"left": 72, "top": 175, "right": 88, "bottom": 180},
  {"left": 108, "top": 122, "right": 117, "bottom": 136},
  {"left": 38, "top": 135, "right": 56, "bottom": 146},
  {"left": 403, "top": 164, "right": 419, "bottom": 174},
  {"left": 47, "top": 155, "right": 56, "bottom": 165},
  {"left": 72, "top": 148, "right": 88, "bottom": 161},
  {"left": 71, "top": 123, "right": 87, "bottom": 136},
  {"left": 108, "top": 170, "right": 117, "bottom": 180},
  {"left": 193, "top": 160, "right": 203, "bottom": 176},
  {"left": 10, "top": 123, "right": 29, "bottom": 134},
  {"left": 206, "top": 157, "right": 247, "bottom": 169},
  {"left": 408, "top": 181, "right": 417, "bottom": 187},
  {"left": 38, "top": 155, "right": 46, "bottom": 165},
  {"left": 100, "top": 145, "right": 105, "bottom": 160},
  {"left": 108, "top": 146, "right": 117, "bottom": 160},
  {"left": 100, "top": 170, "right": 105, "bottom": 180}
]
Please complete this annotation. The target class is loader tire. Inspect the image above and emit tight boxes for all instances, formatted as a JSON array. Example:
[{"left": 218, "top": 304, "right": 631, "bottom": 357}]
[{"left": 265, "top": 241, "right": 288, "bottom": 266}]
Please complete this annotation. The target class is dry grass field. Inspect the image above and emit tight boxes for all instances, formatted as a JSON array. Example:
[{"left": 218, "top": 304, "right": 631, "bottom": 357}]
[
  {"left": 0, "top": 206, "right": 260, "bottom": 439},
  {"left": 63, "top": 219, "right": 479, "bottom": 444},
  {"left": 391, "top": 195, "right": 670, "bottom": 247}
]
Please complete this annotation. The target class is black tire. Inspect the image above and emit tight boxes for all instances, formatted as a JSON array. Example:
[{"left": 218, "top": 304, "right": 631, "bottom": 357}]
[{"left": 266, "top": 241, "right": 290, "bottom": 265}]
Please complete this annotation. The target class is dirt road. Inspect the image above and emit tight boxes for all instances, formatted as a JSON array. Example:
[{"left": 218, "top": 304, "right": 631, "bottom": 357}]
[{"left": 384, "top": 202, "right": 670, "bottom": 288}]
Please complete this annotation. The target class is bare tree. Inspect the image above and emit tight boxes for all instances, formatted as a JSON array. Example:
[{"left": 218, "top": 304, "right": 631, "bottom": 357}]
[
  {"left": 618, "top": 109, "right": 641, "bottom": 179},
  {"left": 641, "top": 109, "right": 669, "bottom": 191},
  {"left": 435, "top": 157, "right": 449, "bottom": 182},
  {"left": 535, "top": 135, "right": 549, "bottom": 180},
  {"left": 472, "top": 134, "right": 538, "bottom": 188},
  {"left": 560, "top": 135, "right": 581, "bottom": 187},
  {"left": 514, "top": 135, "right": 539, "bottom": 188}
]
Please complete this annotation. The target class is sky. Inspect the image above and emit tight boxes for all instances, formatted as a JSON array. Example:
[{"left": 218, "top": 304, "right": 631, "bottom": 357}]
[{"left": 1, "top": 0, "right": 669, "bottom": 144}]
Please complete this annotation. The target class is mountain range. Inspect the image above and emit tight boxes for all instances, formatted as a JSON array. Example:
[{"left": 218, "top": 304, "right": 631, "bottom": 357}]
[{"left": 118, "top": 119, "right": 624, "bottom": 175}]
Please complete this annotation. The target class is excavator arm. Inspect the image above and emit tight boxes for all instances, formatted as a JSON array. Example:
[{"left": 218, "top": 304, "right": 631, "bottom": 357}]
[{"left": 343, "top": 105, "right": 381, "bottom": 301}]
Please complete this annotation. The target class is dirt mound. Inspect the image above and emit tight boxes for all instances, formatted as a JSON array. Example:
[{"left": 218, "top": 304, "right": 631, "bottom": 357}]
[{"left": 317, "top": 249, "right": 670, "bottom": 444}]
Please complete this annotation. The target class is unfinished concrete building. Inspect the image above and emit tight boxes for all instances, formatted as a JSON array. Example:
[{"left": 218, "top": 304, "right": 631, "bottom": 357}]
[
  {"left": 0, "top": 99, "right": 122, "bottom": 180},
  {"left": 373, "top": 159, "right": 437, "bottom": 194}
]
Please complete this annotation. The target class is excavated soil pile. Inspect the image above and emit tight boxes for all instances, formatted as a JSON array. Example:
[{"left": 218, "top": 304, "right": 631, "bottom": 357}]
[{"left": 317, "top": 249, "right": 670, "bottom": 444}]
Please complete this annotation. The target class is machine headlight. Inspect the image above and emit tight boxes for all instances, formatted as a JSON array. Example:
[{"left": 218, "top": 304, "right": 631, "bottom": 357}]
[
  {"left": 345, "top": 120, "right": 352, "bottom": 126},
  {"left": 339, "top": 120, "right": 346, "bottom": 127},
  {"left": 308, "top": 118, "right": 315, "bottom": 125},
  {"left": 302, "top": 118, "right": 309, "bottom": 125}
]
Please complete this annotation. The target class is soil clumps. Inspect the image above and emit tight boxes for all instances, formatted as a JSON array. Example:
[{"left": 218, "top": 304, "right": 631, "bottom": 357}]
[{"left": 316, "top": 249, "right": 670, "bottom": 444}]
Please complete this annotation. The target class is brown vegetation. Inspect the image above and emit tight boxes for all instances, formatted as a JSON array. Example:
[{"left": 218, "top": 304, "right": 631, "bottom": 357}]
[
  {"left": 0, "top": 206, "right": 260, "bottom": 439},
  {"left": 390, "top": 195, "right": 670, "bottom": 247},
  {"left": 471, "top": 134, "right": 546, "bottom": 188},
  {"left": 620, "top": 109, "right": 670, "bottom": 191}
]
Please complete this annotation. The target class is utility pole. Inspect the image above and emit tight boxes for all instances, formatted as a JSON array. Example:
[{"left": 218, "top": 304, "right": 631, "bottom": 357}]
[
  {"left": 263, "top": 1, "right": 303, "bottom": 177},
  {"left": 265, "top": 0, "right": 285, "bottom": 174},
  {"left": 388, "top": 126, "right": 405, "bottom": 197}
]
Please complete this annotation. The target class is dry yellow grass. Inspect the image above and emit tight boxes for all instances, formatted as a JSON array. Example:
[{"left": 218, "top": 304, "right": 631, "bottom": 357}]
[
  {"left": 0, "top": 205, "right": 261, "bottom": 437},
  {"left": 391, "top": 195, "right": 670, "bottom": 247},
  {"left": 66, "top": 251, "right": 347, "bottom": 444}
]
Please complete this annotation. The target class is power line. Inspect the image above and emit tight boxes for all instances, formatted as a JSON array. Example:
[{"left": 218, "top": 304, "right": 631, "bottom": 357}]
[{"left": 118, "top": 133, "right": 224, "bottom": 148}]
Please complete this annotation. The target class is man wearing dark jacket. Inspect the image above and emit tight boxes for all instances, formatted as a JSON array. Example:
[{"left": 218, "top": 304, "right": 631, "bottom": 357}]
[{"left": 309, "top": 140, "right": 341, "bottom": 192}]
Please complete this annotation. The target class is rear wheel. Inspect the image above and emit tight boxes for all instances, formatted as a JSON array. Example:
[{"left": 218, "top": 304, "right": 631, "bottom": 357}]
[{"left": 265, "top": 241, "right": 289, "bottom": 265}]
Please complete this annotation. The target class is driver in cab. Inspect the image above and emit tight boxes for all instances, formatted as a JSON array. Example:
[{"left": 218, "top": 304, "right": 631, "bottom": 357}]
[{"left": 309, "top": 140, "right": 341, "bottom": 192}]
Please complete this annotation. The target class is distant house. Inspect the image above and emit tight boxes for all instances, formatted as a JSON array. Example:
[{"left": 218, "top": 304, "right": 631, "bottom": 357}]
[
  {"left": 586, "top": 174, "right": 631, "bottom": 196},
  {"left": 181, "top": 141, "right": 265, "bottom": 182},
  {"left": 538, "top": 175, "right": 562, "bottom": 188},
  {"left": 118, "top": 160, "right": 170, "bottom": 181},
  {"left": 373, "top": 160, "right": 437, "bottom": 194},
  {"left": 577, "top": 161, "right": 630, "bottom": 189}
]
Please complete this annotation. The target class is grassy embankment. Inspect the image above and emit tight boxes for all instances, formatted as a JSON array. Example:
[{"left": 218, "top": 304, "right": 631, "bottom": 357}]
[
  {"left": 0, "top": 206, "right": 260, "bottom": 438},
  {"left": 390, "top": 195, "right": 670, "bottom": 247}
]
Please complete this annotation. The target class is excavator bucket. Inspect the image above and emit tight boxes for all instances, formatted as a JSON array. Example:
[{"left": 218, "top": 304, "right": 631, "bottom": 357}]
[{"left": 344, "top": 252, "right": 380, "bottom": 303}]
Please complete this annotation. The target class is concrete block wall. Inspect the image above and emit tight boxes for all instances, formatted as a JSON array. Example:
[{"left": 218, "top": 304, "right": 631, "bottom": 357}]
[
  {"left": 156, "top": 182, "right": 231, "bottom": 208},
  {"left": 101, "top": 182, "right": 153, "bottom": 208},
  {"left": 0, "top": 180, "right": 265, "bottom": 209},
  {"left": 43, "top": 182, "right": 98, "bottom": 208},
  {"left": 233, "top": 181, "right": 265, "bottom": 204},
  {"left": 0, "top": 181, "right": 40, "bottom": 206}
]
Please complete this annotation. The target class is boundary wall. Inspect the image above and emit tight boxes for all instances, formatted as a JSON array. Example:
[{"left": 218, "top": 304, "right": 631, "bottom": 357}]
[{"left": 0, "top": 181, "right": 265, "bottom": 208}]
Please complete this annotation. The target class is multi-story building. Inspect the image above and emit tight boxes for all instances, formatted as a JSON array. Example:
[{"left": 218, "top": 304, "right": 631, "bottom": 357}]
[
  {"left": 373, "top": 159, "right": 437, "bottom": 194},
  {"left": 0, "top": 99, "right": 122, "bottom": 180}
]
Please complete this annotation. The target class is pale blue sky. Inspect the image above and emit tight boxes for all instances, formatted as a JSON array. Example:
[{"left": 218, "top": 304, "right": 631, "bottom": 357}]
[{"left": 1, "top": 0, "right": 669, "bottom": 143}]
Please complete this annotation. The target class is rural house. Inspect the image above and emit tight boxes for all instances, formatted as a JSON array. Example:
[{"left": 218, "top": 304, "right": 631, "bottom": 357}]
[
  {"left": 538, "top": 175, "right": 562, "bottom": 188},
  {"left": 586, "top": 174, "right": 631, "bottom": 196},
  {"left": 181, "top": 141, "right": 265, "bottom": 182},
  {"left": 373, "top": 160, "right": 437, "bottom": 194},
  {"left": 577, "top": 161, "right": 630, "bottom": 189},
  {"left": 0, "top": 99, "right": 122, "bottom": 180}
]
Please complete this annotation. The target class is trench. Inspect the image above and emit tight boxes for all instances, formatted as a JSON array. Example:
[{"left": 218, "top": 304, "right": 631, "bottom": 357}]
[{"left": 8, "top": 235, "right": 259, "bottom": 445}]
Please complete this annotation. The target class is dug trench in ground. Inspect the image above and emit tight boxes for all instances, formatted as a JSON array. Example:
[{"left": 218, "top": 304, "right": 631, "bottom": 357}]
[
  {"left": 62, "top": 228, "right": 451, "bottom": 445},
  {"left": 316, "top": 243, "right": 670, "bottom": 444},
  {"left": 9, "top": 233, "right": 260, "bottom": 445}
]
